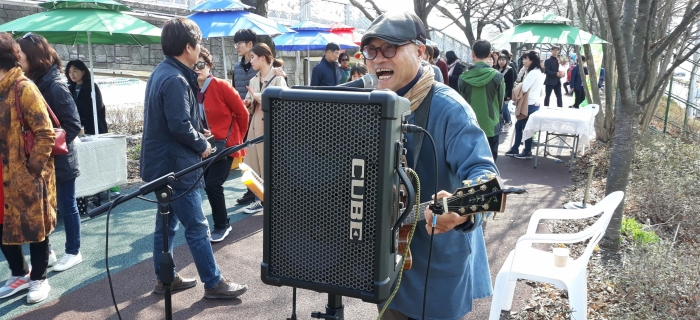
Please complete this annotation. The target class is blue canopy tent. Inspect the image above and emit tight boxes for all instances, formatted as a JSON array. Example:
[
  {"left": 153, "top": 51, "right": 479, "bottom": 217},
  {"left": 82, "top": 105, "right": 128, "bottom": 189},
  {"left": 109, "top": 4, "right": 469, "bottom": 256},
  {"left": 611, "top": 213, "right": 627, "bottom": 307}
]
[
  {"left": 190, "top": 0, "right": 252, "bottom": 11},
  {"left": 273, "top": 28, "right": 358, "bottom": 84},
  {"left": 188, "top": 0, "right": 293, "bottom": 80}
]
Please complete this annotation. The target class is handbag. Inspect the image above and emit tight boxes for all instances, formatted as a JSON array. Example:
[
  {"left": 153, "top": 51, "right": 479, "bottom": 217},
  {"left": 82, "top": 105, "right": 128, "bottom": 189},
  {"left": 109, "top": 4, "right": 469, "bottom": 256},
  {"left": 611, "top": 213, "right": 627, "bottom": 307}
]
[
  {"left": 14, "top": 79, "right": 69, "bottom": 157},
  {"left": 207, "top": 122, "right": 234, "bottom": 162}
]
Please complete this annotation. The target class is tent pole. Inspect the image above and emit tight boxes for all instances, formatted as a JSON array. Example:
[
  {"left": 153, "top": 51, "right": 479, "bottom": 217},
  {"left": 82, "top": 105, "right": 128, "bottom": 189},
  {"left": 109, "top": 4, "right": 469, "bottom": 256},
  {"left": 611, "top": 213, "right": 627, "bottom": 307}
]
[
  {"left": 222, "top": 37, "right": 228, "bottom": 80},
  {"left": 88, "top": 31, "right": 99, "bottom": 137},
  {"left": 307, "top": 46, "right": 310, "bottom": 85}
]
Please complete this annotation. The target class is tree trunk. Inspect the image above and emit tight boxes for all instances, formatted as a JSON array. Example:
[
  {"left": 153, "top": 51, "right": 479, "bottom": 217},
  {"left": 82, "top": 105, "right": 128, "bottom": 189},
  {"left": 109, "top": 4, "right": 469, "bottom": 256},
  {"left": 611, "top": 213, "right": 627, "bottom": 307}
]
[
  {"left": 414, "top": 0, "right": 438, "bottom": 38},
  {"left": 602, "top": 45, "right": 616, "bottom": 141},
  {"left": 601, "top": 0, "right": 640, "bottom": 252},
  {"left": 592, "top": 0, "right": 614, "bottom": 141},
  {"left": 628, "top": 0, "right": 652, "bottom": 91},
  {"left": 576, "top": 0, "right": 601, "bottom": 106},
  {"left": 241, "top": 0, "right": 268, "bottom": 17}
]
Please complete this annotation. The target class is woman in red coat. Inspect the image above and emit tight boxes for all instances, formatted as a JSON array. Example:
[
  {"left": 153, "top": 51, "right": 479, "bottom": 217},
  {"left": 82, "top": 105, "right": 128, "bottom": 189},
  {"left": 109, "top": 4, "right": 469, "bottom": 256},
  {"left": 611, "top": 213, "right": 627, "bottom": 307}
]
[{"left": 193, "top": 47, "right": 249, "bottom": 242}]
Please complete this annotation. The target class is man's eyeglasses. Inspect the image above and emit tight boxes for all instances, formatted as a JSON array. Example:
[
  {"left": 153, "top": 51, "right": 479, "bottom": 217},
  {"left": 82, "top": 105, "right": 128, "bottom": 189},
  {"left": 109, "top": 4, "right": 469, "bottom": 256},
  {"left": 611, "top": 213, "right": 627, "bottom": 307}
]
[
  {"left": 234, "top": 41, "right": 248, "bottom": 49},
  {"left": 362, "top": 41, "right": 418, "bottom": 60},
  {"left": 192, "top": 61, "right": 207, "bottom": 71},
  {"left": 22, "top": 32, "right": 37, "bottom": 45}
]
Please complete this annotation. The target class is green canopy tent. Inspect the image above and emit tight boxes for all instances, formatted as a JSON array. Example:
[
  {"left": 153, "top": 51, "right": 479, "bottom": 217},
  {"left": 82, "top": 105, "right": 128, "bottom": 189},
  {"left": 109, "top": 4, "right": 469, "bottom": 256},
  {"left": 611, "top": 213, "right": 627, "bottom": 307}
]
[
  {"left": 490, "top": 12, "right": 607, "bottom": 49},
  {"left": 0, "top": 0, "right": 161, "bottom": 136},
  {"left": 490, "top": 23, "right": 608, "bottom": 45}
]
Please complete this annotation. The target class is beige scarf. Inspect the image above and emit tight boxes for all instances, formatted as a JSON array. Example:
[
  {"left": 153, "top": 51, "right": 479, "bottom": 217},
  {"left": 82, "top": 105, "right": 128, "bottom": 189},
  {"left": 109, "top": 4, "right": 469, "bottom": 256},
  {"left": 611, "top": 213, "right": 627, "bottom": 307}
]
[{"left": 404, "top": 64, "right": 437, "bottom": 112}]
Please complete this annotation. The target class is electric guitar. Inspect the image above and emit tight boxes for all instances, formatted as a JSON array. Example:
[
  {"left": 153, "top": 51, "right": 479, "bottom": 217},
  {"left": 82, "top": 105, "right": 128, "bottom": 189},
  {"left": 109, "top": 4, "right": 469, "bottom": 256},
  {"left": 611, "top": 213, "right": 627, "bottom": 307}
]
[{"left": 397, "top": 174, "right": 525, "bottom": 270}]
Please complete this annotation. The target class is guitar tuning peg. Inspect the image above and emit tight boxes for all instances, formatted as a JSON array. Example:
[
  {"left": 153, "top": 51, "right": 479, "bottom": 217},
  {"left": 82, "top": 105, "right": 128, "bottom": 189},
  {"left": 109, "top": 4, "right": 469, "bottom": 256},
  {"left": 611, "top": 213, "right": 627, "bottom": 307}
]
[
  {"left": 486, "top": 173, "right": 496, "bottom": 180},
  {"left": 470, "top": 214, "right": 475, "bottom": 223},
  {"left": 462, "top": 180, "right": 472, "bottom": 187}
]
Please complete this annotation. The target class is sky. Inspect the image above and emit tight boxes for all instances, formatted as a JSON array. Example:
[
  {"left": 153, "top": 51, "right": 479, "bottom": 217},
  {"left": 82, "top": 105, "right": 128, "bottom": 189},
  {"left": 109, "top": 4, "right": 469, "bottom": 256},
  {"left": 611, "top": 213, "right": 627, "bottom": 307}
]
[{"left": 372, "top": 0, "right": 474, "bottom": 44}]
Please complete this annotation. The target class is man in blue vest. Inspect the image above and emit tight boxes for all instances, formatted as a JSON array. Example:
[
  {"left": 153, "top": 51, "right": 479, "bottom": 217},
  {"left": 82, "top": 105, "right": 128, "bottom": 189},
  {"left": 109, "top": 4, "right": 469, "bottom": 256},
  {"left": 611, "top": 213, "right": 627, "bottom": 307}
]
[{"left": 311, "top": 43, "right": 343, "bottom": 86}]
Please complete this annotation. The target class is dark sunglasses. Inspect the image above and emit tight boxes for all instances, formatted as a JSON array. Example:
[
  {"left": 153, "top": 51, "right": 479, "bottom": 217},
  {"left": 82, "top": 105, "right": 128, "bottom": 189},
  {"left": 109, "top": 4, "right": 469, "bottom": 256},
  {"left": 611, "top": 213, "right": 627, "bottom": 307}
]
[
  {"left": 362, "top": 41, "right": 418, "bottom": 60},
  {"left": 341, "top": 59, "right": 349, "bottom": 62},
  {"left": 22, "top": 32, "right": 37, "bottom": 45},
  {"left": 192, "top": 61, "right": 207, "bottom": 70}
]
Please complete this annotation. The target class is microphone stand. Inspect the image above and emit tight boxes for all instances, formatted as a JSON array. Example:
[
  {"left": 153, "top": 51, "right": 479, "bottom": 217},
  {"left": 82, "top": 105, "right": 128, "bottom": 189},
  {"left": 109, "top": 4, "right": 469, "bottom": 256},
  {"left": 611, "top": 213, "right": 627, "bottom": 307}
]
[{"left": 88, "top": 135, "right": 263, "bottom": 320}]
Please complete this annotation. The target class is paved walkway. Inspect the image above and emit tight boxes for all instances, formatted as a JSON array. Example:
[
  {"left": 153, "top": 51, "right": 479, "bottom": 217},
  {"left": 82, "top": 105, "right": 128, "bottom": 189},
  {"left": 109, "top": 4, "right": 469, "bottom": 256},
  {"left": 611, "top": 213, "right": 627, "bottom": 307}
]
[{"left": 2, "top": 95, "right": 578, "bottom": 320}]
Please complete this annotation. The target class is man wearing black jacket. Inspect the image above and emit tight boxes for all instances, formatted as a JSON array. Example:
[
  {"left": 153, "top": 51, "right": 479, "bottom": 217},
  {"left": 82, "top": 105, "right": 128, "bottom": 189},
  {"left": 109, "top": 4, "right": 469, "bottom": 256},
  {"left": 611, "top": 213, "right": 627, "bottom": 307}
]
[
  {"left": 140, "top": 17, "right": 247, "bottom": 299},
  {"left": 543, "top": 46, "right": 564, "bottom": 108}
]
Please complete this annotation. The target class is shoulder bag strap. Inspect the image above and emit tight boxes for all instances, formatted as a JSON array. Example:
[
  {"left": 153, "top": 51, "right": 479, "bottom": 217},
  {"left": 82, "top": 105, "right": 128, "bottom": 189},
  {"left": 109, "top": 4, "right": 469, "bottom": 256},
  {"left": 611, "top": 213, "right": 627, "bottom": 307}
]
[
  {"left": 14, "top": 79, "right": 62, "bottom": 129},
  {"left": 411, "top": 83, "right": 436, "bottom": 168},
  {"left": 13, "top": 79, "right": 29, "bottom": 133}
]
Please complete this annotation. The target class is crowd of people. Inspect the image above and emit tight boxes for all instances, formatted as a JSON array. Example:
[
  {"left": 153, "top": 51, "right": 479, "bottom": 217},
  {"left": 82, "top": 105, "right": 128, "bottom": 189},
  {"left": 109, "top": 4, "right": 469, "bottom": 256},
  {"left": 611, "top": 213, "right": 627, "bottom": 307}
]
[{"left": 0, "top": 9, "right": 596, "bottom": 319}]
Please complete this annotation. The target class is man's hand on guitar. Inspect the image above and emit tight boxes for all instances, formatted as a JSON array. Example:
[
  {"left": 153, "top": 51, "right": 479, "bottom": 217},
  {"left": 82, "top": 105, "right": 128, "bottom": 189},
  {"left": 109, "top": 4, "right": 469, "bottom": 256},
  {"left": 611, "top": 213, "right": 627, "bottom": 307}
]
[{"left": 424, "top": 191, "right": 470, "bottom": 235}]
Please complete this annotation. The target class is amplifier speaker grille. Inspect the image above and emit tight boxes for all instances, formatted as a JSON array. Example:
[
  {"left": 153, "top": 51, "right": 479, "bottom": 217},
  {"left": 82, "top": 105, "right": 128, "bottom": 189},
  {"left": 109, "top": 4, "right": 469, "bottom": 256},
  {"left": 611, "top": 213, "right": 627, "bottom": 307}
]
[{"left": 268, "top": 99, "right": 382, "bottom": 293}]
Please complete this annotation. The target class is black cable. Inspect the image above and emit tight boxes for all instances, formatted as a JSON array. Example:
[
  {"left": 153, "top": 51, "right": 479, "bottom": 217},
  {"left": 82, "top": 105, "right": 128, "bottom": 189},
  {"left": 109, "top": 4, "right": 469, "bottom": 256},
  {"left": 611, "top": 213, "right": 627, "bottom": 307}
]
[
  {"left": 136, "top": 196, "right": 157, "bottom": 203},
  {"left": 105, "top": 195, "right": 124, "bottom": 320},
  {"left": 169, "top": 142, "right": 226, "bottom": 202},
  {"left": 402, "top": 124, "right": 441, "bottom": 320}
]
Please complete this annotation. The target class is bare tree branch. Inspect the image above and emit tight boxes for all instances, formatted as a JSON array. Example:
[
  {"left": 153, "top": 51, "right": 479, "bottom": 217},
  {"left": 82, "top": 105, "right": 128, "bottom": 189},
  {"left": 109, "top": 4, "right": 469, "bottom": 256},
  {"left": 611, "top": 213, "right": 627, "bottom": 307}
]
[
  {"left": 348, "top": 0, "right": 382, "bottom": 21},
  {"left": 638, "top": 40, "right": 700, "bottom": 106},
  {"left": 649, "top": 2, "right": 700, "bottom": 58}
]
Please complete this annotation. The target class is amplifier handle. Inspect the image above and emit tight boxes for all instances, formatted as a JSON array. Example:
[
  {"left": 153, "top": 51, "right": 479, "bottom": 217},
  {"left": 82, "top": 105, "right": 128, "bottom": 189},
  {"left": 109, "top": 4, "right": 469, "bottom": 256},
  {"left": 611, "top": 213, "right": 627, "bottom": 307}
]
[{"left": 392, "top": 167, "right": 416, "bottom": 232}]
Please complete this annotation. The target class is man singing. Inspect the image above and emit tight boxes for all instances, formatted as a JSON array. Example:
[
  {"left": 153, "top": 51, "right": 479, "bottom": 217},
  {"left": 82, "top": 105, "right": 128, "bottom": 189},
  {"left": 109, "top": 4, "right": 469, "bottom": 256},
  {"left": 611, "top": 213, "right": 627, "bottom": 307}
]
[
  {"left": 140, "top": 18, "right": 247, "bottom": 299},
  {"left": 360, "top": 11, "right": 498, "bottom": 320}
]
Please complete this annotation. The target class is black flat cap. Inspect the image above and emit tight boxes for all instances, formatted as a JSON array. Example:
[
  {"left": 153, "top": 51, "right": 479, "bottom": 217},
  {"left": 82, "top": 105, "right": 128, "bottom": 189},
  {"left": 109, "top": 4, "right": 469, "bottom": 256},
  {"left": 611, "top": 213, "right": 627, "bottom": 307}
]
[{"left": 360, "top": 11, "right": 427, "bottom": 48}]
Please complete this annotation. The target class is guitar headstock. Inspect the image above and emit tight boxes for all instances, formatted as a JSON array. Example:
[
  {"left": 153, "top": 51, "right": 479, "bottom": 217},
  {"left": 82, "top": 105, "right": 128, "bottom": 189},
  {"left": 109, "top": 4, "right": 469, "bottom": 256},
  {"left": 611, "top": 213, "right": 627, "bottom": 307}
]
[{"left": 447, "top": 173, "right": 505, "bottom": 216}]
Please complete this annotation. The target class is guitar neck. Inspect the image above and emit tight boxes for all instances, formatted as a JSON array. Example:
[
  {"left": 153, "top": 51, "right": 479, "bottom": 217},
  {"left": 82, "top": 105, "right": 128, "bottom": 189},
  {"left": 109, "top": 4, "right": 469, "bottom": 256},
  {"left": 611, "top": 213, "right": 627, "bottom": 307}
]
[
  {"left": 401, "top": 201, "right": 432, "bottom": 225},
  {"left": 401, "top": 199, "right": 495, "bottom": 225},
  {"left": 403, "top": 177, "right": 525, "bottom": 224}
]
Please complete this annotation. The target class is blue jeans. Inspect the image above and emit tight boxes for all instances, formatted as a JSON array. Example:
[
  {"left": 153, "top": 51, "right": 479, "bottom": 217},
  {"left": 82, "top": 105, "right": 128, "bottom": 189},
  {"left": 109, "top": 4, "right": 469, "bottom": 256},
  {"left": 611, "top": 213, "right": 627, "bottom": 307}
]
[
  {"left": 501, "top": 102, "right": 512, "bottom": 124},
  {"left": 153, "top": 187, "right": 222, "bottom": 289},
  {"left": 56, "top": 178, "right": 81, "bottom": 255},
  {"left": 510, "top": 104, "right": 540, "bottom": 154}
]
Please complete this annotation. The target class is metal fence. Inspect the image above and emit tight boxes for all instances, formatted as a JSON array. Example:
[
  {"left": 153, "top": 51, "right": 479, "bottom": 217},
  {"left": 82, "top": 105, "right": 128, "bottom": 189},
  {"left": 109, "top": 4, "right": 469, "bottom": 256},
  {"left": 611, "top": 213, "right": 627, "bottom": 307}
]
[{"left": 650, "top": 58, "right": 700, "bottom": 142}]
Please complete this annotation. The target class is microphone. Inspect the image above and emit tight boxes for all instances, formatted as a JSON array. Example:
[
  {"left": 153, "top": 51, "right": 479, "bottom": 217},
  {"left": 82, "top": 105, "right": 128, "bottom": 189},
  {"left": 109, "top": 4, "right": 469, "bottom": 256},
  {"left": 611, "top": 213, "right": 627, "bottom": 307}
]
[{"left": 339, "top": 74, "right": 378, "bottom": 89}]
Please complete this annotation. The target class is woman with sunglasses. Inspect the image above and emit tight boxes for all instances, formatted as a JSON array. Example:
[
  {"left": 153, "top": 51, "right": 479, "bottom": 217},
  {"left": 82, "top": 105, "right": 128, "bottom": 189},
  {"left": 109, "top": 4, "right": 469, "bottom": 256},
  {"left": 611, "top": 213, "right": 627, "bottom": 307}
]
[
  {"left": 18, "top": 33, "right": 83, "bottom": 273},
  {"left": 241, "top": 44, "right": 286, "bottom": 214},
  {"left": 0, "top": 33, "right": 56, "bottom": 304},
  {"left": 338, "top": 52, "right": 351, "bottom": 83},
  {"left": 192, "top": 47, "right": 249, "bottom": 242},
  {"left": 65, "top": 60, "right": 108, "bottom": 135}
]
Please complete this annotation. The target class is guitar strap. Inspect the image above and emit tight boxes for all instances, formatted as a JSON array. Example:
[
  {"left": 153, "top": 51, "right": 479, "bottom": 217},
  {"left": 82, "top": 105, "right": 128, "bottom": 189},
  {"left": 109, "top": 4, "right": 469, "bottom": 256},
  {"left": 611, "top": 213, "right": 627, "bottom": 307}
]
[{"left": 411, "top": 83, "right": 436, "bottom": 169}]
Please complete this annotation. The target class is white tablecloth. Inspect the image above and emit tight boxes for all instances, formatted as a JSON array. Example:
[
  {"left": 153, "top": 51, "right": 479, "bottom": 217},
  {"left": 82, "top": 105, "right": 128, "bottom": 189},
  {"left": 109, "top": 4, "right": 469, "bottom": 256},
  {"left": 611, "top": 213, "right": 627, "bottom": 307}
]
[
  {"left": 523, "top": 107, "right": 596, "bottom": 146},
  {"left": 74, "top": 135, "right": 128, "bottom": 198}
]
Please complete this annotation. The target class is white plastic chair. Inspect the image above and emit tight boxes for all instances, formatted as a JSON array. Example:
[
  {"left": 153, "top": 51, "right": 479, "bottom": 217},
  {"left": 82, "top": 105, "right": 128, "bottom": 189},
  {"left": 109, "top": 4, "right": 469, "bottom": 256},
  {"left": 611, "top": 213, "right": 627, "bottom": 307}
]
[
  {"left": 579, "top": 103, "right": 600, "bottom": 116},
  {"left": 489, "top": 191, "right": 624, "bottom": 320}
]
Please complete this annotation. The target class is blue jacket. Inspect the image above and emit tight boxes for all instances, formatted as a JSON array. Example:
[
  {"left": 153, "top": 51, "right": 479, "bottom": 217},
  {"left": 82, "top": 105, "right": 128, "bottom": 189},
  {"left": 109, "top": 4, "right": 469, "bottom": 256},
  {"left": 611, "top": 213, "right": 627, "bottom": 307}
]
[
  {"left": 570, "top": 65, "right": 588, "bottom": 90},
  {"left": 140, "top": 56, "right": 208, "bottom": 190},
  {"left": 386, "top": 82, "right": 498, "bottom": 319},
  {"left": 310, "top": 55, "right": 342, "bottom": 86}
]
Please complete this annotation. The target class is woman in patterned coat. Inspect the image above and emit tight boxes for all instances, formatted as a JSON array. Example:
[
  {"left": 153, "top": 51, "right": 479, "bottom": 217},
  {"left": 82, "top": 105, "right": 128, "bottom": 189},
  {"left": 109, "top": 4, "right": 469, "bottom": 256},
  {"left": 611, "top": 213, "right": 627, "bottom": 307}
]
[{"left": 0, "top": 33, "right": 56, "bottom": 304}]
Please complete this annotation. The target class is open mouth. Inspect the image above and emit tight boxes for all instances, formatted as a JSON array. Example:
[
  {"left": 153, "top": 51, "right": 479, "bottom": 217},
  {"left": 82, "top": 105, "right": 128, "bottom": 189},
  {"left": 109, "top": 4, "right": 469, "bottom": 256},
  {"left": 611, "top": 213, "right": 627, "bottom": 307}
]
[{"left": 375, "top": 68, "right": 394, "bottom": 80}]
